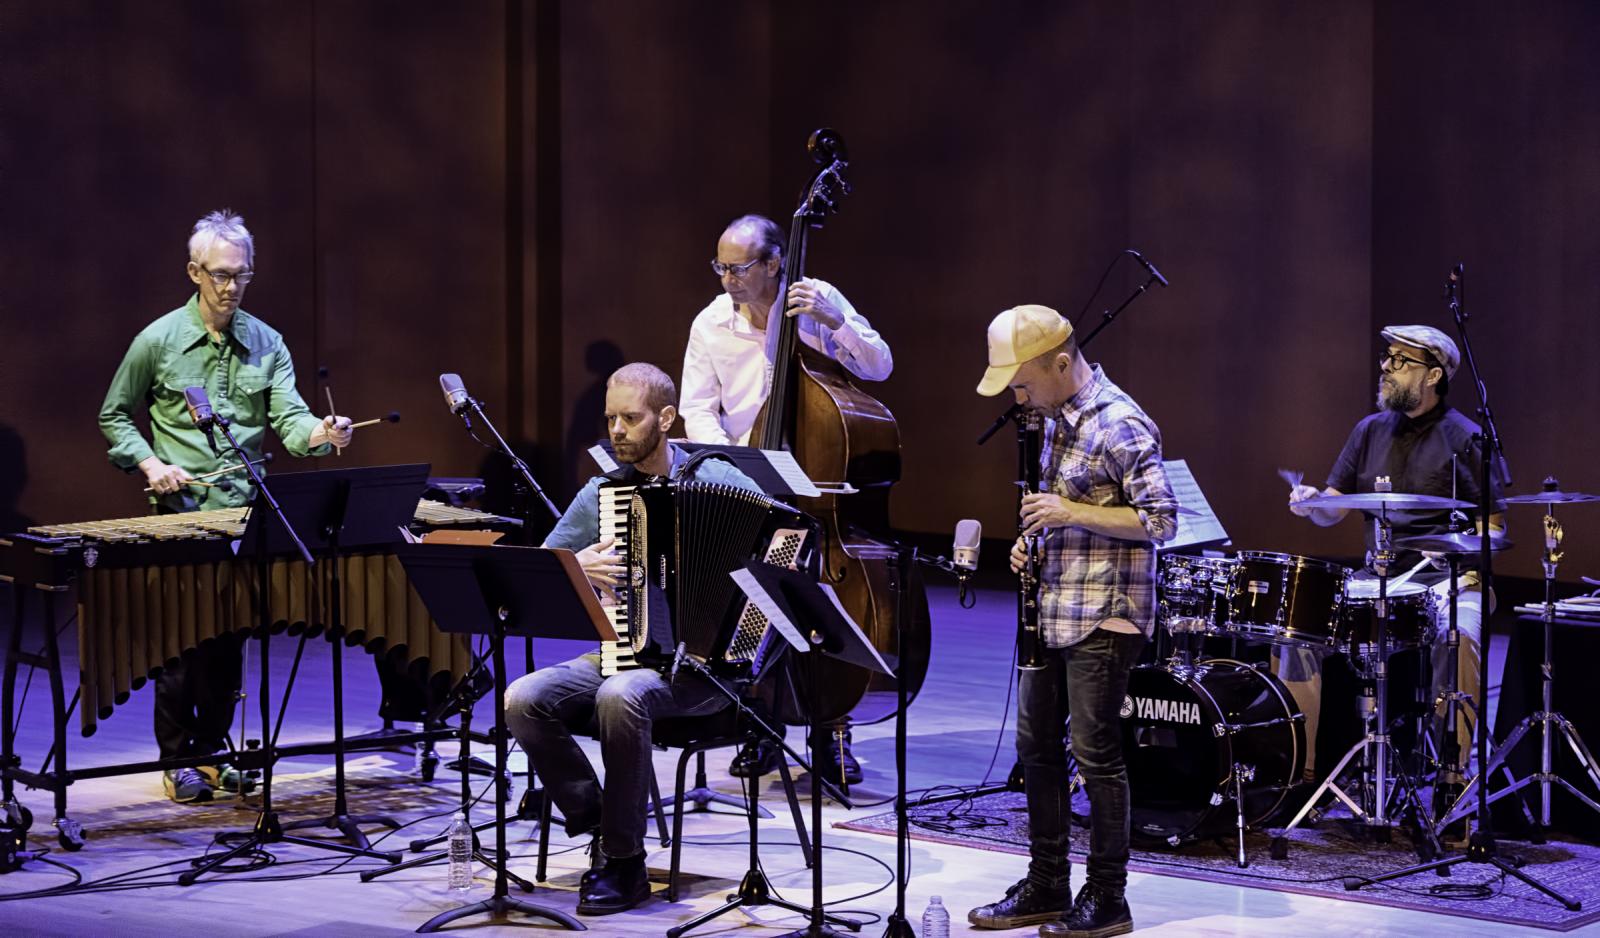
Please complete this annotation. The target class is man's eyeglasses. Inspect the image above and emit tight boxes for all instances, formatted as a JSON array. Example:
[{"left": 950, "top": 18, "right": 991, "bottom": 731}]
[
  {"left": 710, "top": 257, "right": 766, "bottom": 279},
  {"left": 201, "top": 266, "right": 255, "bottom": 288},
  {"left": 1379, "top": 350, "right": 1432, "bottom": 372}
]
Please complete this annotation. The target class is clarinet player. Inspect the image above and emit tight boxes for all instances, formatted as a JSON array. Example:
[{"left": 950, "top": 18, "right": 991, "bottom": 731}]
[{"left": 965, "top": 306, "right": 1178, "bottom": 938}]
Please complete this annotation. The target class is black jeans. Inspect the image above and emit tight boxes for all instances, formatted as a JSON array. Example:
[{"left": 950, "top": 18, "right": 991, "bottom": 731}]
[
  {"left": 1017, "top": 628, "right": 1145, "bottom": 897},
  {"left": 153, "top": 633, "right": 242, "bottom": 760}
]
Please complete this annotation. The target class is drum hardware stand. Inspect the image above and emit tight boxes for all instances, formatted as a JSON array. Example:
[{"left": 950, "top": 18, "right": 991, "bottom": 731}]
[
  {"left": 1212, "top": 710, "right": 1305, "bottom": 868},
  {"left": 1349, "top": 263, "right": 1580, "bottom": 910},
  {"left": 1270, "top": 510, "right": 1439, "bottom": 861},
  {"left": 1439, "top": 496, "right": 1600, "bottom": 841}
]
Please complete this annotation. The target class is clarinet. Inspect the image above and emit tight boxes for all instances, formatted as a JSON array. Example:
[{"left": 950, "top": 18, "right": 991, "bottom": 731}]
[{"left": 1017, "top": 410, "right": 1047, "bottom": 671}]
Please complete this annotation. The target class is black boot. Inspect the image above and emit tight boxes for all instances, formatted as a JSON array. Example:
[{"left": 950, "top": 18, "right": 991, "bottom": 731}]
[
  {"left": 967, "top": 878, "right": 1072, "bottom": 930},
  {"left": 729, "top": 738, "right": 784, "bottom": 778},
  {"left": 1039, "top": 883, "right": 1132, "bottom": 938},
  {"left": 576, "top": 852, "right": 651, "bottom": 915},
  {"left": 810, "top": 727, "right": 862, "bottom": 785}
]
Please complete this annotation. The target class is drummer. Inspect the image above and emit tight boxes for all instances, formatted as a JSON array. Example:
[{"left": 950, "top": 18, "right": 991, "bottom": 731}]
[{"left": 1287, "top": 325, "right": 1505, "bottom": 785}]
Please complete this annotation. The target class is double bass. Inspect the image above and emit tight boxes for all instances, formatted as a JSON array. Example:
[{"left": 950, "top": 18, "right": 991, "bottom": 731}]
[{"left": 751, "top": 129, "right": 931, "bottom": 727}]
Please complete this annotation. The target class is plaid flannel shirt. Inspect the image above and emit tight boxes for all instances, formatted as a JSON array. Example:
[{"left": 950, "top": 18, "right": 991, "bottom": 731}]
[{"left": 1037, "top": 365, "right": 1179, "bottom": 647}]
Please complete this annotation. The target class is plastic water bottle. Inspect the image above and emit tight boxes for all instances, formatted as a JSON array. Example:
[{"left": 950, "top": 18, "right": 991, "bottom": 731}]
[
  {"left": 921, "top": 895, "right": 950, "bottom": 938},
  {"left": 447, "top": 813, "right": 473, "bottom": 891},
  {"left": 412, "top": 721, "right": 427, "bottom": 773}
]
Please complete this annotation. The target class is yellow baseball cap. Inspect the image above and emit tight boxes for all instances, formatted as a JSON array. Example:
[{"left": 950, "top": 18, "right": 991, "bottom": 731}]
[{"left": 976, "top": 304, "right": 1073, "bottom": 397}]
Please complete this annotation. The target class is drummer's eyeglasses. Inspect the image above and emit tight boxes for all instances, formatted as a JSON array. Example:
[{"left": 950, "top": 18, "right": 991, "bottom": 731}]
[
  {"left": 1379, "top": 350, "right": 1432, "bottom": 372},
  {"left": 710, "top": 257, "right": 766, "bottom": 279},
  {"left": 201, "top": 266, "right": 255, "bottom": 288}
]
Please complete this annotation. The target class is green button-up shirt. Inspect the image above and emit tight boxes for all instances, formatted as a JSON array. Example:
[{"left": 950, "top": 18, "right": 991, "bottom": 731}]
[{"left": 99, "top": 295, "right": 329, "bottom": 511}]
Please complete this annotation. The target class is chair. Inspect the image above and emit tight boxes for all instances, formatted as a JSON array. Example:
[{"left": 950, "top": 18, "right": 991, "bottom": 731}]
[{"left": 534, "top": 702, "right": 811, "bottom": 902}]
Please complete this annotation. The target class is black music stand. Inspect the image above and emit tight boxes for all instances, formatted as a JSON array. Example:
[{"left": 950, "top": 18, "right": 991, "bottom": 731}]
[
  {"left": 398, "top": 542, "right": 609, "bottom": 933},
  {"left": 259, "top": 465, "right": 430, "bottom": 856},
  {"left": 736, "top": 562, "right": 894, "bottom": 938}
]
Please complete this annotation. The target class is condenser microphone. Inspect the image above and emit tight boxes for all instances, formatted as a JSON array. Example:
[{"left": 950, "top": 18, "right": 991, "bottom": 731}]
[
  {"left": 439, "top": 373, "right": 472, "bottom": 415},
  {"left": 1129, "top": 250, "right": 1169, "bottom": 288},
  {"left": 953, "top": 519, "right": 982, "bottom": 572},
  {"left": 184, "top": 386, "right": 218, "bottom": 430},
  {"left": 953, "top": 519, "right": 981, "bottom": 605}
]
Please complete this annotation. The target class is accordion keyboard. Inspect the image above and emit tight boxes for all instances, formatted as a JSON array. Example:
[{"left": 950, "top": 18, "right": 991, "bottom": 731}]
[{"left": 597, "top": 482, "right": 639, "bottom": 676}]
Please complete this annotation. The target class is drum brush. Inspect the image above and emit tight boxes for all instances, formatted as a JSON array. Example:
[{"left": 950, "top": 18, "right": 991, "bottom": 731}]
[{"left": 349, "top": 411, "right": 401, "bottom": 430}]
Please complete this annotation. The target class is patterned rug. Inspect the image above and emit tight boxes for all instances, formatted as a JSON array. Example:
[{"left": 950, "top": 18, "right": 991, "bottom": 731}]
[{"left": 836, "top": 790, "right": 1600, "bottom": 931}]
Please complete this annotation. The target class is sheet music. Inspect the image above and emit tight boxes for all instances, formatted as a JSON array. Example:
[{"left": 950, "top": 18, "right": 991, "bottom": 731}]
[
  {"left": 818, "top": 582, "right": 895, "bottom": 676},
  {"left": 1161, "top": 459, "right": 1230, "bottom": 552},
  {"left": 758, "top": 449, "right": 821, "bottom": 497},
  {"left": 588, "top": 444, "right": 620, "bottom": 474}
]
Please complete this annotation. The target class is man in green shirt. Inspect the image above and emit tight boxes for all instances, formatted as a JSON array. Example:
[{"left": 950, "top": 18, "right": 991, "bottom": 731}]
[{"left": 99, "top": 210, "right": 354, "bottom": 802}]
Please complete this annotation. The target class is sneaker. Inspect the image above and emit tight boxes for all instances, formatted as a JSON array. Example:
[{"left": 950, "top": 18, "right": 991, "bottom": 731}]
[
  {"left": 968, "top": 878, "right": 1072, "bottom": 930},
  {"left": 197, "top": 764, "right": 255, "bottom": 795},
  {"left": 728, "top": 739, "right": 784, "bottom": 778},
  {"left": 164, "top": 768, "right": 212, "bottom": 804},
  {"left": 1039, "top": 883, "right": 1132, "bottom": 938}
]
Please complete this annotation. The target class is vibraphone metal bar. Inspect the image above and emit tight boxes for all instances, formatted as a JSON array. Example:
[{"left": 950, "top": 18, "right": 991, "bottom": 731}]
[{"left": 0, "top": 499, "right": 516, "bottom": 840}]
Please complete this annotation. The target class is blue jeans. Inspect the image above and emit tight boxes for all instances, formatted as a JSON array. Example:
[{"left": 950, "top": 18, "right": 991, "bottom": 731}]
[
  {"left": 1017, "top": 629, "right": 1146, "bottom": 896},
  {"left": 503, "top": 653, "right": 727, "bottom": 859}
]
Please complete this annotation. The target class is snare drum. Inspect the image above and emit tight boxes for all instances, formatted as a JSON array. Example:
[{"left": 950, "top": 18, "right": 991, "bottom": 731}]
[
  {"left": 1221, "top": 551, "right": 1348, "bottom": 648},
  {"left": 1123, "top": 660, "right": 1305, "bottom": 846},
  {"left": 1337, "top": 578, "right": 1437, "bottom": 650},
  {"left": 1158, "top": 555, "right": 1233, "bottom": 636}
]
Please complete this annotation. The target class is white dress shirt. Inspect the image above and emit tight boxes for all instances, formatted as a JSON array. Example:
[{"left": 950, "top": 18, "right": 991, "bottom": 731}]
[{"left": 680, "top": 278, "right": 893, "bottom": 445}]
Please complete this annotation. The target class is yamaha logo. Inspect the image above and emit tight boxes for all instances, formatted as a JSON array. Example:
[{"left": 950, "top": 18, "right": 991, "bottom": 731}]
[{"left": 1126, "top": 696, "right": 1202, "bottom": 725}]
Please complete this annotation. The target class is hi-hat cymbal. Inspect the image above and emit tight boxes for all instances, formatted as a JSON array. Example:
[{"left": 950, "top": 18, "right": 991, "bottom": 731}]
[
  {"left": 1296, "top": 492, "right": 1474, "bottom": 511},
  {"left": 1503, "top": 490, "right": 1600, "bottom": 505},
  {"left": 1392, "top": 532, "right": 1513, "bottom": 554}
]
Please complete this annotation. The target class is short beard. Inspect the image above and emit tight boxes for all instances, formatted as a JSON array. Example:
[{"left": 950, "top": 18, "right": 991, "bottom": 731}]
[{"left": 1378, "top": 379, "right": 1421, "bottom": 414}]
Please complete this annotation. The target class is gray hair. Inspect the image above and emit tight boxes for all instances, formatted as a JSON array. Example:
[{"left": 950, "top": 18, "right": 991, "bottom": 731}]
[
  {"left": 723, "top": 214, "right": 786, "bottom": 262},
  {"left": 188, "top": 209, "right": 255, "bottom": 266},
  {"left": 608, "top": 362, "right": 678, "bottom": 412}
]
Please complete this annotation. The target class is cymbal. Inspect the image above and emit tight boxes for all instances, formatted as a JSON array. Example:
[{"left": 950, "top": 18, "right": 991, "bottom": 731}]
[
  {"left": 1296, "top": 492, "right": 1474, "bottom": 511},
  {"left": 1503, "top": 490, "right": 1600, "bottom": 505},
  {"left": 1392, "top": 532, "right": 1513, "bottom": 554}
]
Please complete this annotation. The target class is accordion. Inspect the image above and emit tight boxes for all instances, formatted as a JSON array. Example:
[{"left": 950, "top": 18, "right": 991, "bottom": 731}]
[{"left": 597, "top": 479, "right": 814, "bottom": 681}]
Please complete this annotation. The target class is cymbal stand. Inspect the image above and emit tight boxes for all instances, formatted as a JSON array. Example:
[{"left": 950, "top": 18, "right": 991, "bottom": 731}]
[
  {"left": 1440, "top": 502, "right": 1600, "bottom": 835},
  {"left": 1271, "top": 508, "right": 1438, "bottom": 859},
  {"left": 1351, "top": 263, "right": 1577, "bottom": 909}
]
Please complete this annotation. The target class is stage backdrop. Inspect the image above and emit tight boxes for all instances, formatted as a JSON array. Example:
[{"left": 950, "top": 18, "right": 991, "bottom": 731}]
[{"left": 1, "top": 0, "right": 1596, "bottom": 580}]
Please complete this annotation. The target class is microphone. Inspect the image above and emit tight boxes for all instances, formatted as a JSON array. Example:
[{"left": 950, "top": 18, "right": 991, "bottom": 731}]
[
  {"left": 184, "top": 386, "right": 218, "bottom": 430},
  {"left": 953, "top": 519, "right": 981, "bottom": 605},
  {"left": 1129, "top": 250, "right": 1169, "bottom": 288},
  {"left": 439, "top": 373, "right": 472, "bottom": 415},
  {"left": 670, "top": 641, "right": 688, "bottom": 686},
  {"left": 953, "top": 519, "right": 981, "bottom": 573}
]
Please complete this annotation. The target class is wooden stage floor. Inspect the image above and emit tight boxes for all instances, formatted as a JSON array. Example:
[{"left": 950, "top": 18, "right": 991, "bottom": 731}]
[{"left": 0, "top": 583, "right": 1582, "bottom": 937}]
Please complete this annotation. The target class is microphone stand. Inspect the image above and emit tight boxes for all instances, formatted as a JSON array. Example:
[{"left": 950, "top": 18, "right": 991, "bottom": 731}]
[
  {"left": 974, "top": 266, "right": 1164, "bottom": 445},
  {"left": 446, "top": 393, "right": 562, "bottom": 790},
  {"left": 1352, "top": 265, "right": 1578, "bottom": 910},
  {"left": 180, "top": 416, "right": 362, "bottom": 885}
]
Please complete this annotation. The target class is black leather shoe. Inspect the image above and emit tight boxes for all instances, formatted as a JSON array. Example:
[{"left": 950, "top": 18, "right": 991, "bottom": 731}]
[
  {"left": 967, "top": 878, "right": 1071, "bottom": 930},
  {"left": 1039, "top": 883, "right": 1132, "bottom": 938},
  {"left": 728, "top": 738, "right": 784, "bottom": 778},
  {"left": 810, "top": 729, "right": 863, "bottom": 785},
  {"left": 576, "top": 854, "right": 651, "bottom": 915}
]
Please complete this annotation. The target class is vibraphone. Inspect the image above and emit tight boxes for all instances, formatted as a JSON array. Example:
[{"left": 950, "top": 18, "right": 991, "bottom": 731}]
[{"left": 0, "top": 500, "right": 516, "bottom": 842}]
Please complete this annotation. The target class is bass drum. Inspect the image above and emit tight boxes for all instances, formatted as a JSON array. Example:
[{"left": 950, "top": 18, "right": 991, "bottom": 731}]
[{"left": 1123, "top": 660, "right": 1304, "bottom": 846}]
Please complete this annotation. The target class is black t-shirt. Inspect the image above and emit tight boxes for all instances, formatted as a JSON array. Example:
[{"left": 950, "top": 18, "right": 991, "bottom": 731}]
[{"left": 1326, "top": 401, "right": 1505, "bottom": 584}]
